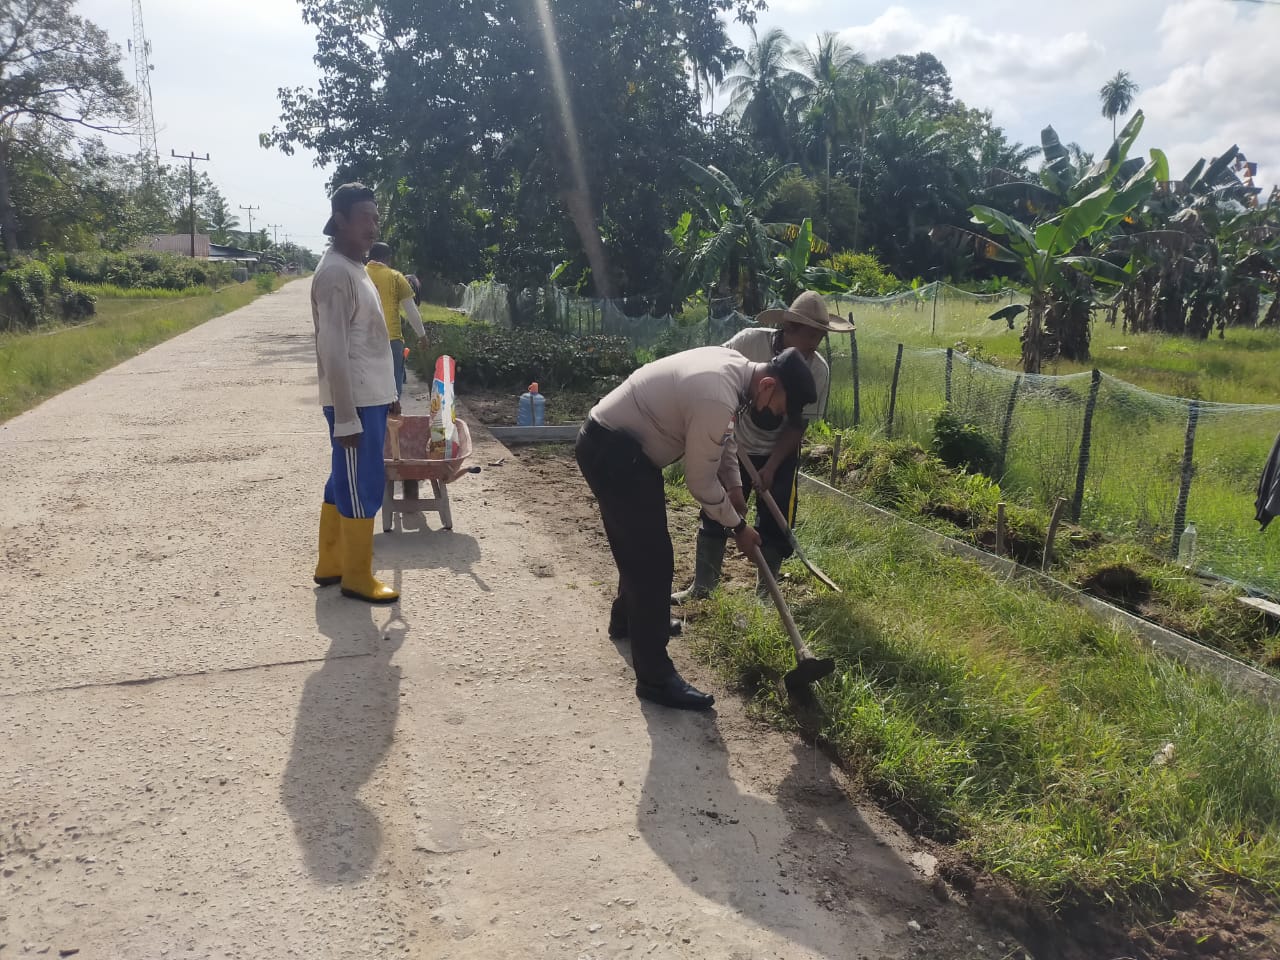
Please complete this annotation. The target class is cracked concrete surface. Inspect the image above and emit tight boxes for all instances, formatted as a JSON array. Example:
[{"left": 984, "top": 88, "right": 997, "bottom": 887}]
[{"left": 0, "top": 279, "right": 1011, "bottom": 959}]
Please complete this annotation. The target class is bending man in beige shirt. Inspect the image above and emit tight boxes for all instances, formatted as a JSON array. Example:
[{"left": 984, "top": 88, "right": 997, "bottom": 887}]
[{"left": 576, "top": 346, "right": 817, "bottom": 711}]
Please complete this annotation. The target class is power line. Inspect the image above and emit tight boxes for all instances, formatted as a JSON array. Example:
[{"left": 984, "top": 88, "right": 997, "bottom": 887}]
[
  {"left": 266, "top": 223, "right": 283, "bottom": 247},
  {"left": 171, "top": 150, "right": 210, "bottom": 258}
]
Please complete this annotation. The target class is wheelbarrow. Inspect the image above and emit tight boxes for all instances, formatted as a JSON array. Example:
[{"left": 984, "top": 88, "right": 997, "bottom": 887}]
[{"left": 382, "top": 415, "right": 476, "bottom": 532}]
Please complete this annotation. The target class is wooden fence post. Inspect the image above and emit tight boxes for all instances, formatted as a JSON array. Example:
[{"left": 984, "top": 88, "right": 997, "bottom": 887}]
[
  {"left": 823, "top": 335, "right": 834, "bottom": 423},
  {"left": 944, "top": 347, "right": 954, "bottom": 406},
  {"left": 1070, "top": 369, "right": 1103, "bottom": 523},
  {"left": 1171, "top": 400, "right": 1200, "bottom": 557},
  {"left": 830, "top": 434, "right": 843, "bottom": 487},
  {"left": 998, "top": 375, "right": 1022, "bottom": 476},
  {"left": 996, "top": 502, "right": 1007, "bottom": 557},
  {"left": 1043, "top": 496, "right": 1068, "bottom": 571},
  {"left": 850, "top": 329, "right": 861, "bottom": 428},
  {"left": 886, "top": 343, "right": 904, "bottom": 439}
]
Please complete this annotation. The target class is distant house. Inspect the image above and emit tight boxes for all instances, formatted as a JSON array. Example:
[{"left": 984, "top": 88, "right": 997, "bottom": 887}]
[
  {"left": 143, "top": 235, "right": 268, "bottom": 266},
  {"left": 146, "top": 233, "right": 212, "bottom": 258}
]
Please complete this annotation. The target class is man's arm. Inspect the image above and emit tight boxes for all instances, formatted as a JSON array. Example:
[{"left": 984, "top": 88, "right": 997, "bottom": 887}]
[
  {"left": 400, "top": 297, "right": 427, "bottom": 340},
  {"left": 315, "top": 275, "right": 361, "bottom": 437},
  {"left": 686, "top": 405, "right": 744, "bottom": 530},
  {"left": 757, "top": 423, "right": 805, "bottom": 492}
]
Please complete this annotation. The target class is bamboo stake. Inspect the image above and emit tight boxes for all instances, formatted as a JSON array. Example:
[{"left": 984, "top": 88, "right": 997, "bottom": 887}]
[{"left": 1042, "top": 496, "right": 1068, "bottom": 572}]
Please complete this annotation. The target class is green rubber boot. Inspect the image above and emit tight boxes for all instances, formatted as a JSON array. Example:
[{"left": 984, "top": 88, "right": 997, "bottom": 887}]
[{"left": 671, "top": 532, "right": 727, "bottom": 604}]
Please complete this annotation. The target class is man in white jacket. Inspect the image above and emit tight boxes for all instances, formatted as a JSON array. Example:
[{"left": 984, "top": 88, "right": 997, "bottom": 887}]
[{"left": 310, "top": 183, "right": 399, "bottom": 604}]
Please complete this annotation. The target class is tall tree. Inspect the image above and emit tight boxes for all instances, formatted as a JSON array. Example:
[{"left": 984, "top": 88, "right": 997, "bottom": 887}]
[
  {"left": 790, "top": 32, "right": 863, "bottom": 189},
  {"left": 0, "top": 0, "right": 135, "bottom": 254},
  {"left": 267, "top": 0, "right": 762, "bottom": 300},
  {"left": 721, "top": 27, "right": 798, "bottom": 161},
  {"left": 847, "top": 65, "right": 888, "bottom": 252},
  {"left": 1099, "top": 70, "right": 1139, "bottom": 141},
  {"left": 203, "top": 186, "right": 240, "bottom": 245}
]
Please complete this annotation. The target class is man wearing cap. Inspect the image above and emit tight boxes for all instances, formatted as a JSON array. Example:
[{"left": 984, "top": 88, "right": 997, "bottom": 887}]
[
  {"left": 366, "top": 242, "right": 427, "bottom": 408},
  {"left": 672, "top": 291, "right": 852, "bottom": 602},
  {"left": 576, "top": 346, "right": 818, "bottom": 711},
  {"left": 310, "top": 183, "right": 399, "bottom": 604}
]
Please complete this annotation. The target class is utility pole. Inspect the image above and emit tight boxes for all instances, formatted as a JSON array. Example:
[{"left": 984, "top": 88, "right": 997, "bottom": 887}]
[
  {"left": 266, "top": 223, "right": 283, "bottom": 248},
  {"left": 171, "top": 149, "right": 210, "bottom": 258},
  {"left": 238, "top": 204, "right": 261, "bottom": 245}
]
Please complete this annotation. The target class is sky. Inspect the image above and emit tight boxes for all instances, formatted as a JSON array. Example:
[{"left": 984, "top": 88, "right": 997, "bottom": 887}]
[{"left": 78, "top": 0, "right": 1278, "bottom": 259}]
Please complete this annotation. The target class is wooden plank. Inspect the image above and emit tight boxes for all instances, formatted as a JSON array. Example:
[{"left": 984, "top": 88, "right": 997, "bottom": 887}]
[
  {"left": 1239, "top": 596, "right": 1280, "bottom": 620},
  {"left": 488, "top": 424, "right": 582, "bottom": 443}
]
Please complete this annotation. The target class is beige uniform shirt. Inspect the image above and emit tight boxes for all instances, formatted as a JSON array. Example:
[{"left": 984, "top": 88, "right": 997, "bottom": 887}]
[
  {"left": 312, "top": 249, "right": 397, "bottom": 436},
  {"left": 723, "top": 327, "right": 829, "bottom": 457},
  {"left": 590, "top": 347, "right": 748, "bottom": 529}
]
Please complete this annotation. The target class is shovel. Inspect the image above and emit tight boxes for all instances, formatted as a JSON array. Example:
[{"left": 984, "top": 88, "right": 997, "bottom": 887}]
[
  {"left": 748, "top": 544, "right": 835, "bottom": 697},
  {"left": 737, "top": 451, "right": 841, "bottom": 593}
]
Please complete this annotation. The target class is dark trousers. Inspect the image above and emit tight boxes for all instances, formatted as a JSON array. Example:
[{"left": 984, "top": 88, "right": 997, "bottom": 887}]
[
  {"left": 698, "top": 451, "right": 800, "bottom": 557},
  {"left": 575, "top": 419, "right": 676, "bottom": 684}
]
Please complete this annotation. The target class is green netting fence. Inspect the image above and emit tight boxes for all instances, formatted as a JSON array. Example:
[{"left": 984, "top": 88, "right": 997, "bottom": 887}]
[
  {"left": 824, "top": 332, "right": 1280, "bottom": 599},
  {"left": 459, "top": 280, "right": 1279, "bottom": 598}
]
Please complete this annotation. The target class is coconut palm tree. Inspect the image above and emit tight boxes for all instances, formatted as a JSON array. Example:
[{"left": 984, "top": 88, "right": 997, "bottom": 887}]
[
  {"left": 791, "top": 32, "right": 864, "bottom": 184},
  {"left": 721, "top": 27, "right": 799, "bottom": 160},
  {"left": 1099, "top": 70, "right": 1139, "bottom": 141},
  {"left": 847, "top": 65, "right": 888, "bottom": 251}
]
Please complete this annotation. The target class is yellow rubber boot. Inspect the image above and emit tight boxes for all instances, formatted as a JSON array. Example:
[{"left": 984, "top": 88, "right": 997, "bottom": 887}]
[
  {"left": 338, "top": 516, "right": 399, "bottom": 604},
  {"left": 313, "top": 502, "right": 343, "bottom": 586}
]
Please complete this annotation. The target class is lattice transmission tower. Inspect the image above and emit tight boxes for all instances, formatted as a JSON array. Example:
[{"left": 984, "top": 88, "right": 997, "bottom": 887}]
[{"left": 129, "top": 0, "right": 160, "bottom": 167}]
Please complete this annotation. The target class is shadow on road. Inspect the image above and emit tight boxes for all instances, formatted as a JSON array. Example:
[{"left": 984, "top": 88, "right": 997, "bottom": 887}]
[
  {"left": 280, "top": 592, "right": 405, "bottom": 884},
  {"left": 637, "top": 704, "right": 917, "bottom": 958},
  {"left": 375, "top": 526, "right": 490, "bottom": 592}
]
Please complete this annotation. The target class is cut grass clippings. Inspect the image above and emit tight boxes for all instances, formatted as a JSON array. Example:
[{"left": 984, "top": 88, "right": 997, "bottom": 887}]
[
  {"left": 684, "top": 488, "right": 1280, "bottom": 914},
  {"left": 0, "top": 278, "right": 292, "bottom": 422}
]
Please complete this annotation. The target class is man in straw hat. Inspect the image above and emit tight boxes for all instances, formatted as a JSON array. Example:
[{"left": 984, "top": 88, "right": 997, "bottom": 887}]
[{"left": 671, "top": 290, "right": 853, "bottom": 602}]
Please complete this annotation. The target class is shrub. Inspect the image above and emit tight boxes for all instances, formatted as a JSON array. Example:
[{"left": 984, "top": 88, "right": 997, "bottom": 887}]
[
  {"left": 418, "top": 322, "right": 640, "bottom": 392},
  {"left": 931, "top": 407, "right": 1001, "bottom": 477},
  {"left": 58, "top": 288, "right": 97, "bottom": 321},
  {"left": 826, "top": 250, "right": 902, "bottom": 297},
  {"left": 63, "top": 251, "right": 234, "bottom": 291},
  {"left": 1, "top": 260, "right": 54, "bottom": 328},
  {"left": 254, "top": 272, "right": 275, "bottom": 293}
]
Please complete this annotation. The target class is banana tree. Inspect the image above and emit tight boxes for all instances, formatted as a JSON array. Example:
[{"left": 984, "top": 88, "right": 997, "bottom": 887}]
[
  {"left": 1113, "top": 145, "right": 1278, "bottom": 336},
  {"left": 769, "top": 217, "right": 850, "bottom": 303},
  {"left": 678, "top": 158, "right": 797, "bottom": 313},
  {"left": 936, "top": 112, "right": 1166, "bottom": 371}
]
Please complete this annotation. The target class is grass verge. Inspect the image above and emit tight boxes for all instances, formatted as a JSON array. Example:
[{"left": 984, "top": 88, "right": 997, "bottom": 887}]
[
  {"left": 804, "top": 429, "right": 1280, "bottom": 669},
  {"left": 684, "top": 484, "right": 1280, "bottom": 912},
  {"left": 0, "top": 278, "right": 291, "bottom": 422}
]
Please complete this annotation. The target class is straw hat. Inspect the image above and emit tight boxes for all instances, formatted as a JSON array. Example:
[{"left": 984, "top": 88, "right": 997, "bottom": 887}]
[{"left": 756, "top": 290, "right": 854, "bottom": 333}]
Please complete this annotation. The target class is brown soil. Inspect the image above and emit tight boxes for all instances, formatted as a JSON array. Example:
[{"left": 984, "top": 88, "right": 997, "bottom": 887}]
[
  {"left": 493, "top": 434, "right": 1280, "bottom": 960},
  {"left": 1079, "top": 562, "right": 1155, "bottom": 611}
]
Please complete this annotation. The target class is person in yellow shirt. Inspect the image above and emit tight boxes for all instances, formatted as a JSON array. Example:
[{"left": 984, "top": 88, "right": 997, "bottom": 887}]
[{"left": 366, "top": 243, "right": 427, "bottom": 408}]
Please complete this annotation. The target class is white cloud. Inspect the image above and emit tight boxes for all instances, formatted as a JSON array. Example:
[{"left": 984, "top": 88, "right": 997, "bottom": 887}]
[
  {"left": 1141, "top": 0, "right": 1280, "bottom": 194},
  {"left": 836, "top": 6, "right": 1104, "bottom": 125},
  {"left": 77, "top": 0, "right": 333, "bottom": 253}
]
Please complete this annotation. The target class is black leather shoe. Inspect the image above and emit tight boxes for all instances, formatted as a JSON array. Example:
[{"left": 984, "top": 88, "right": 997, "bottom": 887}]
[
  {"left": 635, "top": 673, "right": 715, "bottom": 711},
  {"left": 609, "top": 618, "right": 682, "bottom": 641}
]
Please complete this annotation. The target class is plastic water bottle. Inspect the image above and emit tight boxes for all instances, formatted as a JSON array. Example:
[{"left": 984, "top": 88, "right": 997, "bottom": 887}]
[
  {"left": 517, "top": 382, "right": 546, "bottom": 427},
  {"left": 1177, "top": 521, "right": 1197, "bottom": 568}
]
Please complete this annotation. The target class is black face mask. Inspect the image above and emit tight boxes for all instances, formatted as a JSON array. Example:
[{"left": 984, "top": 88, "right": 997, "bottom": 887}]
[{"left": 749, "top": 405, "right": 784, "bottom": 431}]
